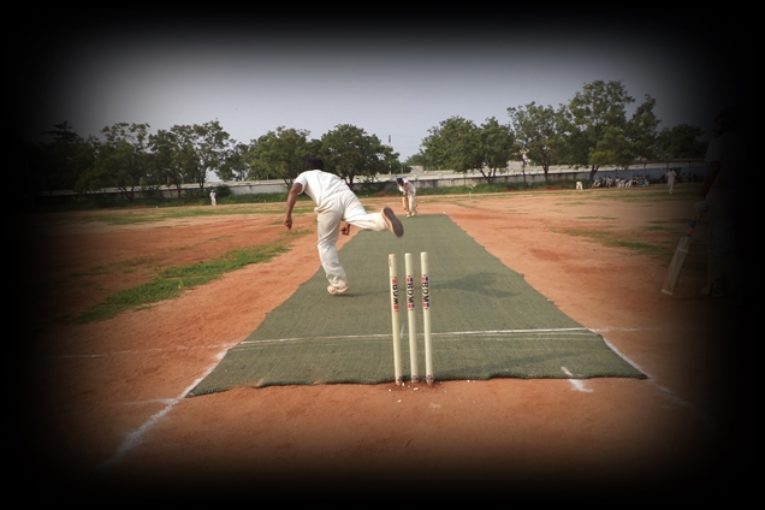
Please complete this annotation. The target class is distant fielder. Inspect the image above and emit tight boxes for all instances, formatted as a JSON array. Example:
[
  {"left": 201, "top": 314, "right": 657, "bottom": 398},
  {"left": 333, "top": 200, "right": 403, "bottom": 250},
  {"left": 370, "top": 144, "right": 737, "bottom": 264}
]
[
  {"left": 284, "top": 158, "right": 404, "bottom": 295},
  {"left": 396, "top": 177, "right": 418, "bottom": 217},
  {"left": 666, "top": 168, "right": 677, "bottom": 194}
]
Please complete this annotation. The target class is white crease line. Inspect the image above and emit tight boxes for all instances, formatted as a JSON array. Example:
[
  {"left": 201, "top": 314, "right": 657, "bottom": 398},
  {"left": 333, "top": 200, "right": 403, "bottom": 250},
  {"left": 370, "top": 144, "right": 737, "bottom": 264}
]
[
  {"left": 600, "top": 336, "right": 713, "bottom": 427},
  {"left": 561, "top": 366, "right": 593, "bottom": 393},
  {"left": 111, "top": 398, "right": 177, "bottom": 407},
  {"left": 600, "top": 336, "right": 650, "bottom": 378},
  {"left": 240, "top": 327, "right": 589, "bottom": 345},
  {"left": 592, "top": 326, "right": 664, "bottom": 333},
  {"left": 54, "top": 343, "right": 234, "bottom": 359},
  {"left": 434, "top": 327, "right": 588, "bottom": 335},
  {"left": 101, "top": 349, "right": 228, "bottom": 469}
]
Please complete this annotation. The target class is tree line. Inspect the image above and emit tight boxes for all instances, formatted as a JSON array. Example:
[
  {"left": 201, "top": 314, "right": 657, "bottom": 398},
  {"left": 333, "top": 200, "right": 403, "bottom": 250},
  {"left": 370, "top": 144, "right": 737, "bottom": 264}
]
[
  {"left": 412, "top": 80, "right": 707, "bottom": 183},
  {"left": 25, "top": 121, "right": 402, "bottom": 201},
  {"left": 24, "top": 80, "right": 707, "bottom": 200}
]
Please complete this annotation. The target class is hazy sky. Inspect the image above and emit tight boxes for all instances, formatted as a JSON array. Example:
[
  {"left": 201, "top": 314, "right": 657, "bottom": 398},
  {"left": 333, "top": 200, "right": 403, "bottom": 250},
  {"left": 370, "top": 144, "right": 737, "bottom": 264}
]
[{"left": 19, "top": 12, "right": 734, "bottom": 161}]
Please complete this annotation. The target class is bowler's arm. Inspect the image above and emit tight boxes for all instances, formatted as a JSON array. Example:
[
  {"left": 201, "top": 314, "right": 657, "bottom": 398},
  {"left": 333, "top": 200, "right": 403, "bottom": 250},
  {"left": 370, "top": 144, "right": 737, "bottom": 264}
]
[{"left": 284, "top": 182, "right": 303, "bottom": 229}]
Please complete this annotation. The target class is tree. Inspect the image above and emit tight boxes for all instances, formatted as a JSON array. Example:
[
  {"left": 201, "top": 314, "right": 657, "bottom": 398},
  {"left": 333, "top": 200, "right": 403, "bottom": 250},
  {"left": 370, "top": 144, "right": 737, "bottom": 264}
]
[
  {"left": 406, "top": 152, "right": 428, "bottom": 168},
  {"left": 147, "top": 128, "right": 184, "bottom": 196},
  {"left": 657, "top": 124, "right": 706, "bottom": 160},
  {"left": 169, "top": 125, "right": 203, "bottom": 189},
  {"left": 590, "top": 126, "right": 632, "bottom": 170},
  {"left": 26, "top": 122, "right": 96, "bottom": 193},
  {"left": 380, "top": 145, "right": 405, "bottom": 176},
  {"left": 79, "top": 122, "right": 150, "bottom": 200},
  {"left": 566, "top": 80, "right": 634, "bottom": 181},
  {"left": 248, "top": 127, "right": 312, "bottom": 184},
  {"left": 626, "top": 95, "right": 659, "bottom": 164},
  {"left": 320, "top": 124, "right": 391, "bottom": 188},
  {"left": 192, "top": 120, "right": 231, "bottom": 188},
  {"left": 478, "top": 117, "right": 515, "bottom": 184},
  {"left": 147, "top": 121, "right": 232, "bottom": 192},
  {"left": 507, "top": 103, "right": 564, "bottom": 182},
  {"left": 420, "top": 116, "right": 482, "bottom": 176},
  {"left": 217, "top": 142, "right": 252, "bottom": 182}
]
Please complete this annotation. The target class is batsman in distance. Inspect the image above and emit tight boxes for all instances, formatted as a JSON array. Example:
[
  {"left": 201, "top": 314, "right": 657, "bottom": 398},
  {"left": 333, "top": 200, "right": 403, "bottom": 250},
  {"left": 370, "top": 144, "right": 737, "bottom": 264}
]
[
  {"left": 284, "top": 158, "right": 404, "bottom": 296},
  {"left": 396, "top": 177, "right": 418, "bottom": 217}
]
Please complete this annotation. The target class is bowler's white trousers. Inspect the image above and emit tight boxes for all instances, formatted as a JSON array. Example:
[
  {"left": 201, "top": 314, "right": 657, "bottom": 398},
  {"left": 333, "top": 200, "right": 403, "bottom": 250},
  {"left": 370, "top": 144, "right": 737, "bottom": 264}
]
[{"left": 316, "top": 190, "right": 387, "bottom": 288}]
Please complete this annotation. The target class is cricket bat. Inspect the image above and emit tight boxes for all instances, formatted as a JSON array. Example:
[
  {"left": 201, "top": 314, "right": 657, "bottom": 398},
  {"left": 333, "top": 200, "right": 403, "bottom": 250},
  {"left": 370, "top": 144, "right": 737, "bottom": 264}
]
[{"left": 661, "top": 219, "right": 698, "bottom": 295}]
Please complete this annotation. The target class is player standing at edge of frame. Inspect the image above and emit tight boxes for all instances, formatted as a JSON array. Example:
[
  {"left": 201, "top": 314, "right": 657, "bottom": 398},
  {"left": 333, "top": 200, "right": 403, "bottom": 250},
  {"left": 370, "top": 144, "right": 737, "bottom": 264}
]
[{"left": 284, "top": 158, "right": 404, "bottom": 296}]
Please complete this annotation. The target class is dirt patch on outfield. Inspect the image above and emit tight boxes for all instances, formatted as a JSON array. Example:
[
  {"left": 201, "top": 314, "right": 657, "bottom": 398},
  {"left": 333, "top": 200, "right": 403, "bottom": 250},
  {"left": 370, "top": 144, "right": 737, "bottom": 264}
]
[
  {"left": 24, "top": 212, "right": 298, "bottom": 321},
  {"left": 22, "top": 187, "right": 733, "bottom": 494}
]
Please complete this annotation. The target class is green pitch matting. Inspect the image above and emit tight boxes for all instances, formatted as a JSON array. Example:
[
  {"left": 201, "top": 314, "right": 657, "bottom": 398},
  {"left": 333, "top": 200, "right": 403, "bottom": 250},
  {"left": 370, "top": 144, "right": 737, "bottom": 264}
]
[{"left": 191, "top": 214, "right": 644, "bottom": 395}]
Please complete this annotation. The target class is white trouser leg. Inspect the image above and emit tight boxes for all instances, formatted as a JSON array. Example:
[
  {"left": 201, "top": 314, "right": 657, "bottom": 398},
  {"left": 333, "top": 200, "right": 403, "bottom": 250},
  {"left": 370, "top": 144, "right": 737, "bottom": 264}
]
[
  {"left": 342, "top": 193, "right": 387, "bottom": 231},
  {"left": 407, "top": 193, "right": 416, "bottom": 214},
  {"left": 316, "top": 206, "right": 347, "bottom": 288}
]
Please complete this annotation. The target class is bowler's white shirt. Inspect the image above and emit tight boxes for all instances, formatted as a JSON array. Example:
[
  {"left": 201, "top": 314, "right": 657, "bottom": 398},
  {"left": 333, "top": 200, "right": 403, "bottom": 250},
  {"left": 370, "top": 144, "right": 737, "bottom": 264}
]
[{"left": 294, "top": 170, "right": 350, "bottom": 209}]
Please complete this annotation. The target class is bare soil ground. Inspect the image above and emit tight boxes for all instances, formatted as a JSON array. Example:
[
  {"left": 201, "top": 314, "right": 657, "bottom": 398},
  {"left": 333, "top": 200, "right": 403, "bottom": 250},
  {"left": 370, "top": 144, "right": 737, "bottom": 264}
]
[{"left": 18, "top": 184, "right": 739, "bottom": 498}]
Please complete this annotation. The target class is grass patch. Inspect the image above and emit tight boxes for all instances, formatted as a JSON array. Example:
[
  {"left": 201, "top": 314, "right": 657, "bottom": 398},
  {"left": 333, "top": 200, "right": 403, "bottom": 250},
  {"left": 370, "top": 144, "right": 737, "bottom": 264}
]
[
  {"left": 648, "top": 218, "right": 693, "bottom": 225},
  {"left": 585, "top": 185, "right": 701, "bottom": 202},
  {"left": 76, "top": 243, "right": 290, "bottom": 323},
  {"left": 90, "top": 204, "right": 315, "bottom": 225},
  {"left": 557, "top": 227, "right": 663, "bottom": 256}
]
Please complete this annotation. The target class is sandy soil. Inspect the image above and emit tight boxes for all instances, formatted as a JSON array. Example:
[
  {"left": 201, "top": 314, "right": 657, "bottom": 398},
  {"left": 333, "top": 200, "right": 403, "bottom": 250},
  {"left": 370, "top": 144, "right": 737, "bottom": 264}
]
[{"left": 18, "top": 185, "right": 740, "bottom": 499}]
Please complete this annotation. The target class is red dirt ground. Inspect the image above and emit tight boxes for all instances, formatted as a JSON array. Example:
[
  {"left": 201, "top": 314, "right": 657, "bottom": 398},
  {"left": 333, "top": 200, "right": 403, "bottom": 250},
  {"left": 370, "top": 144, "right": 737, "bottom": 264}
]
[{"left": 19, "top": 186, "right": 738, "bottom": 498}]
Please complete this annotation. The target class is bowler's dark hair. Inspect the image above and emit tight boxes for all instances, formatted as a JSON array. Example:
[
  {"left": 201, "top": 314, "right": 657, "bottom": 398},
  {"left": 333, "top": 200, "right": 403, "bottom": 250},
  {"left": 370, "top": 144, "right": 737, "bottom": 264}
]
[{"left": 304, "top": 158, "right": 324, "bottom": 171}]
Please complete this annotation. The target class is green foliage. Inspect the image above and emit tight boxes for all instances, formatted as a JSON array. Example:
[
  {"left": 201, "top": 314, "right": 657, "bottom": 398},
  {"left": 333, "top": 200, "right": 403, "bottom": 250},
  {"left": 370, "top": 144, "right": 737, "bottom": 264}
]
[
  {"left": 657, "top": 124, "right": 707, "bottom": 159},
  {"left": 25, "top": 122, "right": 96, "bottom": 193},
  {"left": 405, "top": 152, "right": 428, "bottom": 168},
  {"left": 218, "top": 142, "right": 252, "bottom": 181},
  {"left": 566, "top": 80, "right": 634, "bottom": 176},
  {"left": 79, "top": 122, "right": 151, "bottom": 201},
  {"left": 145, "top": 122, "right": 232, "bottom": 193},
  {"left": 418, "top": 116, "right": 516, "bottom": 184},
  {"left": 420, "top": 116, "right": 482, "bottom": 173},
  {"left": 590, "top": 126, "right": 632, "bottom": 169},
  {"left": 320, "top": 124, "right": 395, "bottom": 188},
  {"left": 214, "top": 183, "right": 232, "bottom": 198},
  {"left": 626, "top": 95, "right": 659, "bottom": 162},
  {"left": 478, "top": 117, "right": 515, "bottom": 183},
  {"left": 147, "top": 129, "right": 178, "bottom": 189},
  {"left": 508, "top": 103, "right": 565, "bottom": 180},
  {"left": 23, "top": 78, "right": 699, "bottom": 203},
  {"left": 248, "top": 126, "right": 312, "bottom": 183}
]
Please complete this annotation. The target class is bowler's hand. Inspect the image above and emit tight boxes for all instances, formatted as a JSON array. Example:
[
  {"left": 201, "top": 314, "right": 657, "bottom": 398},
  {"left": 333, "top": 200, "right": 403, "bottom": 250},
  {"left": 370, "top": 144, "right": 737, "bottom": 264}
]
[
  {"left": 284, "top": 215, "right": 293, "bottom": 230},
  {"left": 341, "top": 223, "right": 351, "bottom": 236}
]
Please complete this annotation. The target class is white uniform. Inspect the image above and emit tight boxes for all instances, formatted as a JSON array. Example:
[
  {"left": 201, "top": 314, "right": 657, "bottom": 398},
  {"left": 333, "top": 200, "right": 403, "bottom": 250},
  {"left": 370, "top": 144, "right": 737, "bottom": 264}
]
[
  {"left": 666, "top": 169, "right": 676, "bottom": 194},
  {"left": 294, "top": 170, "right": 387, "bottom": 289},
  {"left": 398, "top": 179, "right": 417, "bottom": 216}
]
